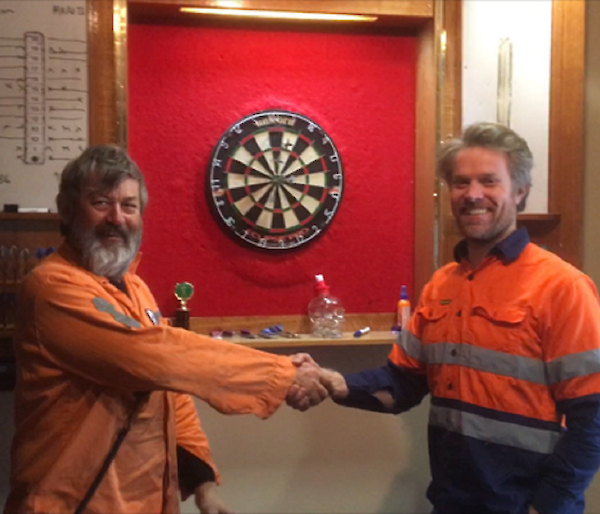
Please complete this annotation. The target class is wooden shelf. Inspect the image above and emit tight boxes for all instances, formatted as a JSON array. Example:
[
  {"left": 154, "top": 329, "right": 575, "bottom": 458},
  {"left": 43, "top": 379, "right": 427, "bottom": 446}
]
[
  {"left": 205, "top": 330, "right": 397, "bottom": 349},
  {"left": 188, "top": 312, "right": 396, "bottom": 335},
  {"left": 516, "top": 213, "right": 562, "bottom": 244},
  {"left": 517, "top": 213, "right": 561, "bottom": 225},
  {"left": 0, "top": 212, "right": 59, "bottom": 221},
  {"left": 128, "top": 0, "right": 433, "bottom": 28},
  {"left": 187, "top": 313, "right": 397, "bottom": 349}
]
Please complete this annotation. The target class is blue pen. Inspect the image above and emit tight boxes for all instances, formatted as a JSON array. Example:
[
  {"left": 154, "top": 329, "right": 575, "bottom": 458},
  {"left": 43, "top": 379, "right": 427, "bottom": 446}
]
[{"left": 354, "top": 326, "right": 371, "bottom": 338}]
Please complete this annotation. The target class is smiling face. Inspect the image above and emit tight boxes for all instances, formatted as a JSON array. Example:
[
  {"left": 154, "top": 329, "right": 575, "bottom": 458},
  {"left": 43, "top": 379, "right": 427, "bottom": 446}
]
[
  {"left": 450, "top": 147, "right": 527, "bottom": 248},
  {"left": 78, "top": 178, "right": 142, "bottom": 245},
  {"left": 67, "top": 178, "right": 143, "bottom": 280}
]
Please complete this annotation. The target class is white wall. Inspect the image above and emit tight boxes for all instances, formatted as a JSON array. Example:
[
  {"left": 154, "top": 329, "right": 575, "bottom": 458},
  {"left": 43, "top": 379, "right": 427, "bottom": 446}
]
[
  {"left": 0, "top": 0, "right": 88, "bottom": 211},
  {"left": 180, "top": 346, "right": 431, "bottom": 514},
  {"left": 0, "top": 347, "right": 432, "bottom": 514},
  {"left": 462, "top": 0, "right": 552, "bottom": 213}
]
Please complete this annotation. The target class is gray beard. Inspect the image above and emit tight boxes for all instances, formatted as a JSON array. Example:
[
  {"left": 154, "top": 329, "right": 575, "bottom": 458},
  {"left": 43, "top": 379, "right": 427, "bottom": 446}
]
[{"left": 69, "top": 220, "right": 142, "bottom": 281}]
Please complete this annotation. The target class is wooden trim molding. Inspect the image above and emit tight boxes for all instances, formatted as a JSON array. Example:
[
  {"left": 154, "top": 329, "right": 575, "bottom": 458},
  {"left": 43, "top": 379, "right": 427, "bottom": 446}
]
[
  {"left": 548, "top": 0, "right": 585, "bottom": 268},
  {"left": 87, "top": 0, "right": 118, "bottom": 145},
  {"left": 127, "top": 0, "right": 434, "bottom": 19},
  {"left": 91, "top": 0, "right": 450, "bottom": 302},
  {"left": 414, "top": 19, "right": 436, "bottom": 297},
  {"left": 434, "top": 0, "right": 462, "bottom": 270}
]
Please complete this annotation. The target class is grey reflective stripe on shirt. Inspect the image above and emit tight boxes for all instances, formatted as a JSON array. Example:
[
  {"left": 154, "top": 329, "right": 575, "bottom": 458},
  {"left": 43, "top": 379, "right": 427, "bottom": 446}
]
[
  {"left": 397, "top": 331, "right": 423, "bottom": 361},
  {"left": 396, "top": 333, "right": 547, "bottom": 384},
  {"left": 397, "top": 332, "right": 600, "bottom": 385},
  {"left": 429, "top": 404, "right": 561, "bottom": 454},
  {"left": 93, "top": 297, "right": 141, "bottom": 329},
  {"left": 546, "top": 348, "right": 600, "bottom": 385}
]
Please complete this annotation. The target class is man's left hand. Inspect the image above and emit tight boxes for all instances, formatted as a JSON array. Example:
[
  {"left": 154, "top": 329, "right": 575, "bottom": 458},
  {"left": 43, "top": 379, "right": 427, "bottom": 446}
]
[{"left": 194, "top": 482, "right": 233, "bottom": 514}]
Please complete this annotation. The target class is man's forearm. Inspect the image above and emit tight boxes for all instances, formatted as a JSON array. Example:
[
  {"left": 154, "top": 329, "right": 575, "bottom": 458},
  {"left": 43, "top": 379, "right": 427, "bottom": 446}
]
[{"left": 335, "top": 361, "right": 429, "bottom": 414}]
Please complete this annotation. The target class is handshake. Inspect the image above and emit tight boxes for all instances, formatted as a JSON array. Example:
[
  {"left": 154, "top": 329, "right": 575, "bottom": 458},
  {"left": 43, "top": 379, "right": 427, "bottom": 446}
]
[{"left": 285, "top": 353, "right": 347, "bottom": 411}]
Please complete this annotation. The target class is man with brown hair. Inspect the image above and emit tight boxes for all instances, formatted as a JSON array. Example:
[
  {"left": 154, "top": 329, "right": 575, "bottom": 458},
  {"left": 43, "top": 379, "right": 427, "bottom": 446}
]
[
  {"left": 297, "top": 123, "right": 600, "bottom": 514},
  {"left": 4, "top": 145, "right": 327, "bottom": 514}
]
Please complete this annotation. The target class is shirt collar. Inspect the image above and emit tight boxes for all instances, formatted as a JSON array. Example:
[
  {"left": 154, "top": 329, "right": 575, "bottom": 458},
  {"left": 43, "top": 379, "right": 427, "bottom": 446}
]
[{"left": 453, "top": 227, "right": 530, "bottom": 264}]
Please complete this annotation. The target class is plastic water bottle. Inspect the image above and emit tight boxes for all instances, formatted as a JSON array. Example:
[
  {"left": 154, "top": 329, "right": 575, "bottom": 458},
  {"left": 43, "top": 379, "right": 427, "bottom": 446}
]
[{"left": 308, "top": 274, "right": 345, "bottom": 338}]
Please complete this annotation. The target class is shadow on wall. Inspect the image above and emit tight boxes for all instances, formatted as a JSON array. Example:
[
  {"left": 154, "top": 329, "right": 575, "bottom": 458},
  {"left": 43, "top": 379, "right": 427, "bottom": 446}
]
[
  {"left": 0, "top": 392, "right": 15, "bottom": 509},
  {"left": 0, "top": 349, "right": 433, "bottom": 514},
  {"left": 182, "top": 346, "right": 432, "bottom": 514}
]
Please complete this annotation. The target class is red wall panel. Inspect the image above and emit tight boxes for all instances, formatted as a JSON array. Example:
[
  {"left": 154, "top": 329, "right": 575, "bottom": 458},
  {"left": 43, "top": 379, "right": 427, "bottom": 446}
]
[{"left": 128, "top": 22, "right": 416, "bottom": 317}]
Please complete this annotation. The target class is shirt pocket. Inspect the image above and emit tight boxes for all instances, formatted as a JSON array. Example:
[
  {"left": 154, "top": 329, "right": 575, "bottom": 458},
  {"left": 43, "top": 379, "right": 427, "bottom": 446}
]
[
  {"left": 470, "top": 304, "right": 529, "bottom": 353},
  {"left": 414, "top": 302, "right": 452, "bottom": 342}
]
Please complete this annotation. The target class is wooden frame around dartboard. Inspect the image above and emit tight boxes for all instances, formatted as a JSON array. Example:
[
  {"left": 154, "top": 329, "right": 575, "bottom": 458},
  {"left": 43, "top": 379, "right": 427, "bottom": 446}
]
[{"left": 85, "top": 0, "right": 585, "bottom": 297}]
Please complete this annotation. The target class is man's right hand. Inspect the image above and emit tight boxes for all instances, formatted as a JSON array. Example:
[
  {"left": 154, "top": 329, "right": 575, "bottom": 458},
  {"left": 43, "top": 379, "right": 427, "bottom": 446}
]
[
  {"left": 286, "top": 354, "right": 349, "bottom": 410},
  {"left": 318, "top": 368, "right": 349, "bottom": 400},
  {"left": 286, "top": 362, "right": 329, "bottom": 411}
]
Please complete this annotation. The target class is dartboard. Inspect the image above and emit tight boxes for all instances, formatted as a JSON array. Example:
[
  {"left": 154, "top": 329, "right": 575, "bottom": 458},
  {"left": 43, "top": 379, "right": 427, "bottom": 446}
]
[{"left": 207, "top": 110, "right": 343, "bottom": 250}]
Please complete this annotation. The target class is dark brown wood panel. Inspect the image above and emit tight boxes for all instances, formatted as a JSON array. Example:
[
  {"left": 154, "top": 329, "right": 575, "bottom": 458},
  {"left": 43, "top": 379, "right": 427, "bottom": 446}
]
[
  {"left": 548, "top": 0, "right": 585, "bottom": 268},
  {"left": 414, "top": 19, "right": 436, "bottom": 297},
  {"left": 440, "top": 0, "right": 462, "bottom": 140},
  {"left": 436, "top": 0, "right": 462, "bottom": 268},
  {"left": 0, "top": 214, "right": 63, "bottom": 370},
  {"left": 88, "top": 0, "right": 118, "bottom": 145}
]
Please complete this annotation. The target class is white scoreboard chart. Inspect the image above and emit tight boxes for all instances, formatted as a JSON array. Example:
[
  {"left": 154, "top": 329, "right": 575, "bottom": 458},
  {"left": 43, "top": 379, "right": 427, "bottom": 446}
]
[{"left": 0, "top": 1, "right": 88, "bottom": 210}]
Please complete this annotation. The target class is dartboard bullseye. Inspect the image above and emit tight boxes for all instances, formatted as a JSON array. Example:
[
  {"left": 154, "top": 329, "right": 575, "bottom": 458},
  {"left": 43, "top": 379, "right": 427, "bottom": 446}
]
[{"left": 207, "top": 110, "right": 344, "bottom": 250}]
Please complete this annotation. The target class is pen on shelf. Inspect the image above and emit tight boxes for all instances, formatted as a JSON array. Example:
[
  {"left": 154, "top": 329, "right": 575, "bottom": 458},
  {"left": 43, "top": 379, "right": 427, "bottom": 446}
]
[{"left": 354, "top": 326, "right": 371, "bottom": 338}]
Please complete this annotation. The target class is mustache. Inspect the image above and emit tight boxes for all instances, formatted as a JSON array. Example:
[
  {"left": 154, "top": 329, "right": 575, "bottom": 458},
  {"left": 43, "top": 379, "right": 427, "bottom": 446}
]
[{"left": 95, "top": 224, "right": 129, "bottom": 242}]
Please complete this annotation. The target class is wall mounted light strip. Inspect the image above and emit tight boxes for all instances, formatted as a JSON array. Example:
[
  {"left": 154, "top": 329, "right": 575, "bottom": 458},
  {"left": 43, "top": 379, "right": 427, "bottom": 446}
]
[{"left": 179, "top": 7, "right": 378, "bottom": 22}]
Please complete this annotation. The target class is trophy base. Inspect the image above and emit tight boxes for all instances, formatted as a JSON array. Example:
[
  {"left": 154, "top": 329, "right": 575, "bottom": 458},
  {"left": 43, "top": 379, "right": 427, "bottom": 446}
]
[{"left": 174, "top": 309, "right": 190, "bottom": 330}]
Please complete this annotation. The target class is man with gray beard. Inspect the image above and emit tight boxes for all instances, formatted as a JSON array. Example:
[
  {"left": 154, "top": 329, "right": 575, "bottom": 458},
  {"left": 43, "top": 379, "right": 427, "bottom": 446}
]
[
  {"left": 56, "top": 146, "right": 145, "bottom": 282},
  {"left": 4, "top": 145, "right": 327, "bottom": 514}
]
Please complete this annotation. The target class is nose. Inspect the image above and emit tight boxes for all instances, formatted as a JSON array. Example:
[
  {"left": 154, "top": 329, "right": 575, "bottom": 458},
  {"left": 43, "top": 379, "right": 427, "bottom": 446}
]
[
  {"left": 464, "top": 180, "right": 484, "bottom": 201},
  {"left": 106, "top": 203, "right": 126, "bottom": 225}
]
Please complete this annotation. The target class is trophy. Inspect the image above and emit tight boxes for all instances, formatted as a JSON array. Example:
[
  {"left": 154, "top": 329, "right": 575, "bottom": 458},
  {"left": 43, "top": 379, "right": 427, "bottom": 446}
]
[{"left": 174, "top": 282, "right": 194, "bottom": 330}]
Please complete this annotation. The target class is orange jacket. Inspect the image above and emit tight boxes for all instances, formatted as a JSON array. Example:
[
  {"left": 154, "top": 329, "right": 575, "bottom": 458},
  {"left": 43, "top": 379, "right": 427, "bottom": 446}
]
[{"left": 4, "top": 244, "right": 296, "bottom": 514}]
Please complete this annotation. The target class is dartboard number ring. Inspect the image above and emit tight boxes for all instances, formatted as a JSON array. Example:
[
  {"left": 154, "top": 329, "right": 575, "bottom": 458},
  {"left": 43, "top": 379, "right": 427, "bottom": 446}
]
[{"left": 207, "top": 110, "right": 343, "bottom": 250}]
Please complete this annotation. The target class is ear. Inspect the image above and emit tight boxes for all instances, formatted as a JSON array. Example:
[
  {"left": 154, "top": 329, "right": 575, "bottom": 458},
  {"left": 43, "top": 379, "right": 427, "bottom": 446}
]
[{"left": 514, "top": 184, "right": 530, "bottom": 207}]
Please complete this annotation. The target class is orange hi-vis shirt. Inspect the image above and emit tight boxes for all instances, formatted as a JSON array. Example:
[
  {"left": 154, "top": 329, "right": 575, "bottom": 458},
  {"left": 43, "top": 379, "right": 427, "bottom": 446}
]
[
  {"left": 4, "top": 244, "right": 296, "bottom": 514},
  {"left": 388, "top": 234, "right": 600, "bottom": 512},
  {"left": 392, "top": 241, "right": 600, "bottom": 424}
]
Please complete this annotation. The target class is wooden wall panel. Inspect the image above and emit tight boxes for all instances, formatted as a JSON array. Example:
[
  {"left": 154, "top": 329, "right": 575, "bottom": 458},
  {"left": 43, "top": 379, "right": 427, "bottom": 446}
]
[
  {"left": 436, "top": 0, "right": 463, "bottom": 268},
  {"left": 128, "top": 0, "right": 433, "bottom": 19},
  {"left": 87, "top": 0, "right": 117, "bottom": 145},
  {"left": 414, "top": 19, "right": 436, "bottom": 297},
  {"left": 547, "top": 0, "right": 585, "bottom": 268}
]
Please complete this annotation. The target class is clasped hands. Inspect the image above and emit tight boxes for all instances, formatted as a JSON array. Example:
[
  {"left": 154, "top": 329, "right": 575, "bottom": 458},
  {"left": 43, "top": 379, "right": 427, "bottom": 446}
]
[{"left": 285, "top": 353, "right": 347, "bottom": 411}]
